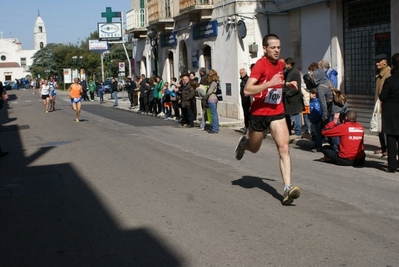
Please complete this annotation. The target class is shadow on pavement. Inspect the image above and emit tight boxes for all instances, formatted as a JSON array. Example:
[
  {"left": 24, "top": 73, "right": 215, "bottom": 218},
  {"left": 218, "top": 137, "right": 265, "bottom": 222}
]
[
  {"left": 231, "top": 176, "right": 282, "bottom": 202},
  {"left": 0, "top": 95, "right": 184, "bottom": 267}
]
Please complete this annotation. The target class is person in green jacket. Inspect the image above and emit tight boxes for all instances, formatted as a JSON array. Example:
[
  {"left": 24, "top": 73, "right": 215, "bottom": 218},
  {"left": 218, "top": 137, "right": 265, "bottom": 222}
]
[
  {"left": 154, "top": 76, "right": 165, "bottom": 116},
  {"left": 88, "top": 80, "right": 96, "bottom": 101}
]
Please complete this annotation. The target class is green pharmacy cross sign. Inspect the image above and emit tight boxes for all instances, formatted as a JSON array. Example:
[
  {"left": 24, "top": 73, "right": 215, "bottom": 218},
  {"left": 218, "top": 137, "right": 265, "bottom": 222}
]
[{"left": 101, "top": 7, "right": 121, "bottom": 23}]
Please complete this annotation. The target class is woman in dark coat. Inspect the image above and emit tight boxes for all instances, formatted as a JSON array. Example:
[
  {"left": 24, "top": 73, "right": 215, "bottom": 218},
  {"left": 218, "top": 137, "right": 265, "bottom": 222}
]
[{"left": 379, "top": 53, "right": 399, "bottom": 173}]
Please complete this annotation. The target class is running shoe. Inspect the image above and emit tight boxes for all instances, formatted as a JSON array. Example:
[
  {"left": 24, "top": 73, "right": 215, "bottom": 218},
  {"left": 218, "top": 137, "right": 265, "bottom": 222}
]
[
  {"left": 282, "top": 186, "right": 300, "bottom": 205},
  {"left": 75, "top": 119, "right": 80, "bottom": 123},
  {"left": 235, "top": 135, "right": 247, "bottom": 160}
]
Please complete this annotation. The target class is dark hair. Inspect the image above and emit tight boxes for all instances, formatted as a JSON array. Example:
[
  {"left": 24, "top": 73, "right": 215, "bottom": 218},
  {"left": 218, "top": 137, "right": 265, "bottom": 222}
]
[
  {"left": 171, "top": 77, "right": 177, "bottom": 82},
  {"left": 392, "top": 53, "right": 399, "bottom": 69},
  {"left": 189, "top": 71, "right": 195, "bottom": 77},
  {"left": 309, "top": 88, "right": 318, "bottom": 95},
  {"left": 285, "top": 57, "right": 295, "bottom": 67},
  {"left": 199, "top": 67, "right": 206, "bottom": 74},
  {"left": 308, "top": 62, "right": 319, "bottom": 71},
  {"left": 190, "top": 79, "right": 199, "bottom": 89},
  {"left": 180, "top": 72, "right": 189, "bottom": 78},
  {"left": 262, "top": 34, "right": 280, "bottom": 47},
  {"left": 345, "top": 110, "right": 357, "bottom": 122},
  {"left": 250, "top": 63, "right": 255, "bottom": 70}
]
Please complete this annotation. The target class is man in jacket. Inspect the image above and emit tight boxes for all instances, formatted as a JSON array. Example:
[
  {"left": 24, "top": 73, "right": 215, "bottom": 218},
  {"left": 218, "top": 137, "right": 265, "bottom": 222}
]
[
  {"left": 180, "top": 73, "right": 196, "bottom": 127},
  {"left": 379, "top": 53, "right": 399, "bottom": 173},
  {"left": 111, "top": 77, "right": 118, "bottom": 107},
  {"left": 321, "top": 110, "right": 365, "bottom": 166},
  {"left": 125, "top": 76, "right": 136, "bottom": 109},
  {"left": 319, "top": 60, "right": 338, "bottom": 88},
  {"left": 373, "top": 54, "right": 391, "bottom": 156},
  {"left": 283, "top": 57, "right": 303, "bottom": 139}
]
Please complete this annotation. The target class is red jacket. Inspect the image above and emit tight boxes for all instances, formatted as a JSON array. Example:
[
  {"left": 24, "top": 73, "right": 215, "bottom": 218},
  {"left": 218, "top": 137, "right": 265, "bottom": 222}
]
[{"left": 322, "top": 121, "right": 365, "bottom": 160}]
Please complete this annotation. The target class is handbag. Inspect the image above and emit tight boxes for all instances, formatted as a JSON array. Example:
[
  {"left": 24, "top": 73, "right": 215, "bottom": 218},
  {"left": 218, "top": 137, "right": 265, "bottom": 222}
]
[{"left": 370, "top": 100, "right": 382, "bottom": 133}]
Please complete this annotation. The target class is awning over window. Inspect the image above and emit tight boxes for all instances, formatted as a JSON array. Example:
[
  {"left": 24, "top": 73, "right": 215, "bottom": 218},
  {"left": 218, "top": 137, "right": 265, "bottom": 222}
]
[{"left": 274, "top": 0, "right": 327, "bottom": 11}]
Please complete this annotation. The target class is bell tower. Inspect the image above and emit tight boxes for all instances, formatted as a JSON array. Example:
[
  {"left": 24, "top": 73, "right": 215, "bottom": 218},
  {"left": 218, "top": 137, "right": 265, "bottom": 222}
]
[{"left": 33, "top": 11, "right": 47, "bottom": 50}]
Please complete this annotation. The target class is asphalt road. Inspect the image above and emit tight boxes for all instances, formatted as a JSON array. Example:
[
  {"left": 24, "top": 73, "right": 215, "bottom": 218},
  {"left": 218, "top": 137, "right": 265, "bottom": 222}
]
[{"left": 1, "top": 89, "right": 398, "bottom": 267}]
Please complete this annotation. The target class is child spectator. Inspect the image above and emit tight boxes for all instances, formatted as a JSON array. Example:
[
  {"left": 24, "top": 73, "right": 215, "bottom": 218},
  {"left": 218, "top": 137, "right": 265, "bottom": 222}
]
[
  {"left": 309, "top": 88, "right": 323, "bottom": 152},
  {"left": 98, "top": 82, "right": 105, "bottom": 104},
  {"left": 163, "top": 82, "right": 172, "bottom": 120}
]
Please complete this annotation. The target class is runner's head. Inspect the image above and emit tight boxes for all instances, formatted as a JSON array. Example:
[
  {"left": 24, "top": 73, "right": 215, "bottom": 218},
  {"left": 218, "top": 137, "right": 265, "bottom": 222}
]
[
  {"left": 74, "top": 77, "right": 79, "bottom": 83},
  {"left": 262, "top": 34, "right": 281, "bottom": 63}
]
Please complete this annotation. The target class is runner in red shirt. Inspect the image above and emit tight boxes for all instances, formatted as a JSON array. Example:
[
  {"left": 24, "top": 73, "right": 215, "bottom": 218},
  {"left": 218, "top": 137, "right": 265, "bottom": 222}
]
[
  {"left": 321, "top": 110, "right": 365, "bottom": 166},
  {"left": 234, "top": 34, "right": 300, "bottom": 205}
]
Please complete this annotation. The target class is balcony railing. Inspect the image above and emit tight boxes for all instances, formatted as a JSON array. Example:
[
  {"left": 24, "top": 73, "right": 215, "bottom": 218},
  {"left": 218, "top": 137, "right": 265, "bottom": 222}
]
[
  {"left": 148, "top": 0, "right": 172, "bottom": 23},
  {"left": 126, "top": 8, "right": 148, "bottom": 31},
  {"left": 179, "top": 0, "right": 213, "bottom": 11}
]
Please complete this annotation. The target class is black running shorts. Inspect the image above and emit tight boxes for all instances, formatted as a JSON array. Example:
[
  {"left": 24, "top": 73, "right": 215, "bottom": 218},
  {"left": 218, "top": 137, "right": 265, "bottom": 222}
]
[{"left": 249, "top": 114, "right": 285, "bottom": 132}]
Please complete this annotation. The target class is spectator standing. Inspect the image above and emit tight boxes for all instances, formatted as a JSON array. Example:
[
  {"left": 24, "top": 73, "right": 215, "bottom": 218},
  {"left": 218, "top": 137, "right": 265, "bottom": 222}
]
[
  {"left": 204, "top": 69, "right": 221, "bottom": 133},
  {"left": 88, "top": 80, "right": 96, "bottom": 101},
  {"left": 125, "top": 76, "right": 136, "bottom": 109},
  {"left": 199, "top": 68, "right": 209, "bottom": 86},
  {"left": 163, "top": 82, "right": 172, "bottom": 120},
  {"left": 80, "top": 78, "right": 89, "bottom": 101},
  {"left": 321, "top": 111, "right": 365, "bottom": 166},
  {"left": 239, "top": 68, "right": 250, "bottom": 134},
  {"left": 379, "top": 53, "right": 399, "bottom": 173},
  {"left": 373, "top": 54, "right": 391, "bottom": 156},
  {"left": 309, "top": 88, "right": 323, "bottom": 152},
  {"left": 139, "top": 78, "right": 150, "bottom": 114},
  {"left": 170, "top": 77, "right": 180, "bottom": 120},
  {"left": 319, "top": 59, "right": 338, "bottom": 88},
  {"left": 111, "top": 77, "right": 118, "bottom": 107},
  {"left": 180, "top": 73, "right": 196, "bottom": 127},
  {"left": 0, "top": 82, "right": 9, "bottom": 158},
  {"left": 98, "top": 82, "right": 105, "bottom": 104},
  {"left": 283, "top": 57, "right": 303, "bottom": 139},
  {"left": 234, "top": 34, "right": 300, "bottom": 205}
]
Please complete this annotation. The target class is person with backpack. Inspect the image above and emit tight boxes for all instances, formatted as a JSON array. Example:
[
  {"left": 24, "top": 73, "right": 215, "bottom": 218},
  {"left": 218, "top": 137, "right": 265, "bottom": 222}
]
[
  {"left": 319, "top": 60, "right": 338, "bottom": 88},
  {"left": 204, "top": 69, "right": 221, "bottom": 134}
]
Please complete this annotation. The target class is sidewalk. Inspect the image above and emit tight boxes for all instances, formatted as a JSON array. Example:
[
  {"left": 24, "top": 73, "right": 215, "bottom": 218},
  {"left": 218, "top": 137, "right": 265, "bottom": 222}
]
[{"left": 105, "top": 96, "right": 385, "bottom": 161}]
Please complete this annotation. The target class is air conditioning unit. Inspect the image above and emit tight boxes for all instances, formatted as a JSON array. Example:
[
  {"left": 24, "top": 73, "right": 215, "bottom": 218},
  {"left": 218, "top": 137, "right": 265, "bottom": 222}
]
[{"left": 249, "top": 44, "right": 258, "bottom": 53}]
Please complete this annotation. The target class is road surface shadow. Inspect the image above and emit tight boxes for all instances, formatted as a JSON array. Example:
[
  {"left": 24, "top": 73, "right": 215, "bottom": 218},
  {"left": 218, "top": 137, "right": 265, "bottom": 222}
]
[
  {"left": 231, "top": 176, "right": 283, "bottom": 203},
  {"left": 0, "top": 100, "right": 184, "bottom": 267}
]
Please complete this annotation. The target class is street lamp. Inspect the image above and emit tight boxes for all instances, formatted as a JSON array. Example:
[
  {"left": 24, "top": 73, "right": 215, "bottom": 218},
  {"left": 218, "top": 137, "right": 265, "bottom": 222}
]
[
  {"left": 147, "top": 28, "right": 158, "bottom": 76},
  {"left": 72, "top": 55, "right": 83, "bottom": 78}
]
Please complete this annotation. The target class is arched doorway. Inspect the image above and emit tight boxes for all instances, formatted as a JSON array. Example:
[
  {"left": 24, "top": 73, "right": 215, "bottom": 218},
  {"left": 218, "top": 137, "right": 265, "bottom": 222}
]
[
  {"left": 179, "top": 41, "right": 188, "bottom": 74},
  {"left": 203, "top": 45, "right": 212, "bottom": 71},
  {"left": 167, "top": 51, "right": 174, "bottom": 80}
]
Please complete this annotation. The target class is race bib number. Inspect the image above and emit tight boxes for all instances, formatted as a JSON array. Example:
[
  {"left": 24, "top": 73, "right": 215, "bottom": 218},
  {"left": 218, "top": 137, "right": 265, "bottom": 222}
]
[{"left": 264, "top": 88, "right": 282, "bottom": 105}]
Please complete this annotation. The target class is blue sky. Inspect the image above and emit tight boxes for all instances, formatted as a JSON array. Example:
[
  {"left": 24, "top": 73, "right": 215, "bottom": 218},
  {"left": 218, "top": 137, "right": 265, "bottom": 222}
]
[{"left": 0, "top": 1, "right": 131, "bottom": 50}]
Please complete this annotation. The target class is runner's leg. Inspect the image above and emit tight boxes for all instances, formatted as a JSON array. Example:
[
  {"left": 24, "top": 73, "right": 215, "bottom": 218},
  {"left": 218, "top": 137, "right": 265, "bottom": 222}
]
[{"left": 269, "top": 118, "right": 291, "bottom": 186}]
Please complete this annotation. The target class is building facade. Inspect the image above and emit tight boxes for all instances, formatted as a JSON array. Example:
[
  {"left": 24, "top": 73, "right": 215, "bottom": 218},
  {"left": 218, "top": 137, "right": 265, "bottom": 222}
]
[
  {"left": 126, "top": 0, "right": 398, "bottom": 120},
  {"left": 0, "top": 14, "right": 46, "bottom": 82}
]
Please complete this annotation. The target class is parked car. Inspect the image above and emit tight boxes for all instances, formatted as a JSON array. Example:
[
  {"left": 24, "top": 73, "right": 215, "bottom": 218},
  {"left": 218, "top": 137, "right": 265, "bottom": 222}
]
[{"left": 3, "top": 81, "right": 16, "bottom": 90}]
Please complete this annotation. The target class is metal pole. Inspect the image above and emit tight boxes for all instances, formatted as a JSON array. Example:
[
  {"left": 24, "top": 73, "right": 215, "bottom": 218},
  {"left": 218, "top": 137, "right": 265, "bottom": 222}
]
[{"left": 101, "top": 52, "right": 105, "bottom": 82}]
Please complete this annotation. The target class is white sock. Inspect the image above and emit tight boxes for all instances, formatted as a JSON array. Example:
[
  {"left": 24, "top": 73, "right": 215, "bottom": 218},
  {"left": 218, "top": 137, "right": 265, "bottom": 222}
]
[{"left": 284, "top": 184, "right": 291, "bottom": 191}]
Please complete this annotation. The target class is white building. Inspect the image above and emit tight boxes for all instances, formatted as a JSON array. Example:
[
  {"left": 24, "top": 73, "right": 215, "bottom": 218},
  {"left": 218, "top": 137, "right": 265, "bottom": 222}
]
[
  {"left": 125, "top": 0, "right": 398, "bottom": 124},
  {"left": 0, "top": 13, "right": 47, "bottom": 82}
]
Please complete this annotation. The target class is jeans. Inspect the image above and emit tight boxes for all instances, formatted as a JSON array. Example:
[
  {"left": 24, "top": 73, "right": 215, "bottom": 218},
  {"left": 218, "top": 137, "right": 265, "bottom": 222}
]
[
  {"left": 303, "top": 113, "right": 310, "bottom": 133},
  {"left": 312, "top": 121, "right": 323, "bottom": 150},
  {"left": 292, "top": 114, "right": 302, "bottom": 136},
  {"left": 98, "top": 91, "right": 104, "bottom": 103},
  {"left": 208, "top": 102, "right": 219, "bottom": 132},
  {"left": 112, "top": 91, "right": 118, "bottom": 106}
]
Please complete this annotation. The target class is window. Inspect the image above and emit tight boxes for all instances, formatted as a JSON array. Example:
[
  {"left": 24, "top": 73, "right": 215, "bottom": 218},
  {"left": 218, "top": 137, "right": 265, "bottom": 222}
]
[
  {"left": 21, "top": 57, "right": 26, "bottom": 68},
  {"left": 39, "top": 26, "right": 43, "bottom": 33}
]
